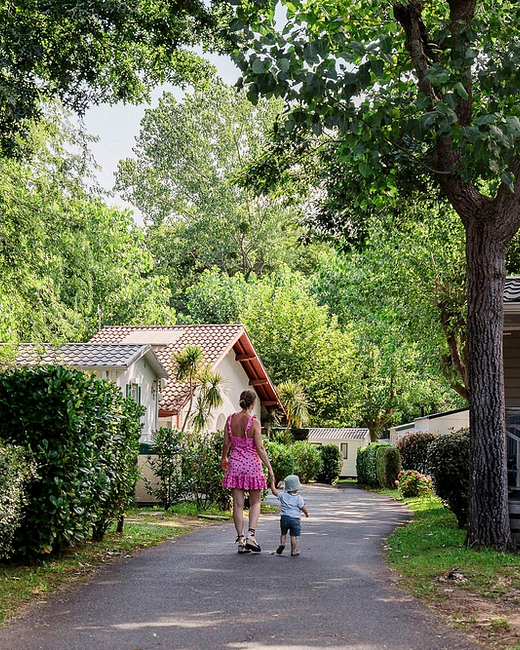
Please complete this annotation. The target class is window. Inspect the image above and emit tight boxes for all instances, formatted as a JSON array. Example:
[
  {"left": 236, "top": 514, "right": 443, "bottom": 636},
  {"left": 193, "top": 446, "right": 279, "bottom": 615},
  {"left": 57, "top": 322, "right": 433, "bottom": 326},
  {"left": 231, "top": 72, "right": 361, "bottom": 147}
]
[
  {"left": 126, "top": 383, "right": 141, "bottom": 405},
  {"left": 340, "top": 443, "right": 348, "bottom": 459}
]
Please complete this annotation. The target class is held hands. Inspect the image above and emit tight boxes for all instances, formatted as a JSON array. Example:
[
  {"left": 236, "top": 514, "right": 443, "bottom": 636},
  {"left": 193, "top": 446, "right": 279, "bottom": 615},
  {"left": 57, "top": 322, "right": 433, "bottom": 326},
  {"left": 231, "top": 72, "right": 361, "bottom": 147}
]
[{"left": 222, "top": 458, "right": 229, "bottom": 472}]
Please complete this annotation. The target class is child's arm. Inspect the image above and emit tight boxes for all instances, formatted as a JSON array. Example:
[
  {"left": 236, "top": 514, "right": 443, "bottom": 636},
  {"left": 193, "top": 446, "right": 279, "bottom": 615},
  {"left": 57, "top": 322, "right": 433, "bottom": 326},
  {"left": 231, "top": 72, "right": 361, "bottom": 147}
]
[{"left": 301, "top": 505, "right": 309, "bottom": 518}]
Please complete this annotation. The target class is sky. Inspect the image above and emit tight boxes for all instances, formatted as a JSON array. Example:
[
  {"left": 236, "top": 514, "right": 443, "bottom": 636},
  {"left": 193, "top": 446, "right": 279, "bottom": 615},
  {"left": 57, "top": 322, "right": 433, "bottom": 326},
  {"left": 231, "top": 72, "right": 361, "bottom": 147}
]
[{"left": 81, "top": 52, "right": 240, "bottom": 223}]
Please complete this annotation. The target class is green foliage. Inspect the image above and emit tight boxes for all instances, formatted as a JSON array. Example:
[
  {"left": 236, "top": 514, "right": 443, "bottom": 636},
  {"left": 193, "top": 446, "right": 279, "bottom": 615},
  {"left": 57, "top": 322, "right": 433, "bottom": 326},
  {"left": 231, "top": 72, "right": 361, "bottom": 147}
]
[
  {"left": 396, "top": 470, "right": 433, "bottom": 498},
  {"left": 0, "top": 110, "right": 174, "bottom": 346},
  {"left": 0, "top": 366, "right": 144, "bottom": 556},
  {"left": 316, "top": 444, "right": 343, "bottom": 485},
  {"left": 1, "top": 0, "right": 222, "bottom": 154},
  {"left": 376, "top": 445, "right": 402, "bottom": 490},
  {"left": 0, "top": 445, "right": 38, "bottom": 560},
  {"left": 144, "top": 428, "right": 184, "bottom": 509},
  {"left": 265, "top": 441, "right": 297, "bottom": 484},
  {"left": 181, "top": 430, "right": 230, "bottom": 511},
  {"left": 397, "top": 432, "right": 438, "bottom": 474},
  {"left": 426, "top": 430, "right": 470, "bottom": 529},
  {"left": 291, "top": 440, "right": 322, "bottom": 483},
  {"left": 356, "top": 443, "right": 389, "bottom": 487}
]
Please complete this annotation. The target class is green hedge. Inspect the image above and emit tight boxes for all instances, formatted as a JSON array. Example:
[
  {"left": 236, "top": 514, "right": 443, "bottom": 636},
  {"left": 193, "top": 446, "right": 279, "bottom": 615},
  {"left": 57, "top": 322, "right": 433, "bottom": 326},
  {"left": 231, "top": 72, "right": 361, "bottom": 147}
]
[
  {"left": 375, "top": 445, "right": 401, "bottom": 489},
  {"left": 357, "top": 443, "right": 389, "bottom": 486},
  {"left": 316, "top": 444, "right": 343, "bottom": 484},
  {"left": 292, "top": 440, "right": 323, "bottom": 483},
  {"left": 0, "top": 444, "right": 38, "bottom": 560},
  {"left": 397, "top": 432, "right": 437, "bottom": 473},
  {"left": 265, "top": 441, "right": 297, "bottom": 484},
  {"left": 426, "top": 429, "right": 470, "bottom": 528},
  {"left": 0, "top": 366, "right": 144, "bottom": 556}
]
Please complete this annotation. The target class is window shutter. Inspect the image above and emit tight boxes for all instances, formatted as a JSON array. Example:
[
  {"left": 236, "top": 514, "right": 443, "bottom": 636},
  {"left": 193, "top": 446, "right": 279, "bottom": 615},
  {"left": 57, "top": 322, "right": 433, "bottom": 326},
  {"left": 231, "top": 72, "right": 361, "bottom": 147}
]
[
  {"left": 138, "top": 386, "right": 142, "bottom": 405},
  {"left": 126, "top": 384, "right": 131, "bottom": 398}
]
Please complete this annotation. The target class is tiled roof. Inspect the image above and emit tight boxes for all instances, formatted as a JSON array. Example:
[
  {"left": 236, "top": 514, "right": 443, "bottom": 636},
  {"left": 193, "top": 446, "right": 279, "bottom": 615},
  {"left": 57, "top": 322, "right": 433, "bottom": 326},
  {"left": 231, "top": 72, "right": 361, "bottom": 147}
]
[
  {"left": 89, "top": 325, "right": 282, "bottom": 415},
  {"left": 307, "top": 428, "right": 371, "bottom": 440},
  {"left": 15, "top": 343, "right": 162, "bottom": 371},
  {"left": 505, "top": 277, "right": 520, "bottom": 302}
]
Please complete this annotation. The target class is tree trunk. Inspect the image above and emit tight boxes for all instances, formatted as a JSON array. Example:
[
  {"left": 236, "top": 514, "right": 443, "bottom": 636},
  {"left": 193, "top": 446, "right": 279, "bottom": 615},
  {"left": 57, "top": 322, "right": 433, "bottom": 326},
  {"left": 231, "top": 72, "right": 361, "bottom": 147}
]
[{"left": 464, "top": 218, "right": 514, "bottom": 551}]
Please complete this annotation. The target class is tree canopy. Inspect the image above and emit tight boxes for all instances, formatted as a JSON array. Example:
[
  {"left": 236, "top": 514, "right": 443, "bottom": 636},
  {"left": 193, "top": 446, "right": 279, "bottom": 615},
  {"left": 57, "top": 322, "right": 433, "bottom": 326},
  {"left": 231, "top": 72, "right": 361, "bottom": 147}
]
[
  {"left": 1, "top": 0, "right": 228, "bottom": 156},
  {"left": 229, "top": 0, "right": 520, "bottom": 550}
]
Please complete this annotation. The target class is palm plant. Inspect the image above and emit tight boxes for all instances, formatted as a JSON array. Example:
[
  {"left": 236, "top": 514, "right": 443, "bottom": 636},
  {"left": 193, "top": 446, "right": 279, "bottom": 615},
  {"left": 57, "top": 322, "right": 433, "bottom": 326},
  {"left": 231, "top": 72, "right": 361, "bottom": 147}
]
[
  {"left": 172, "top": 345, "right": 204, "bottom": 432},
  {"left": 191, "top": 367, "right": 227, "bottom": 433},
  {"left": 277, "top": 380, "right": 311, "bottom": 444}
]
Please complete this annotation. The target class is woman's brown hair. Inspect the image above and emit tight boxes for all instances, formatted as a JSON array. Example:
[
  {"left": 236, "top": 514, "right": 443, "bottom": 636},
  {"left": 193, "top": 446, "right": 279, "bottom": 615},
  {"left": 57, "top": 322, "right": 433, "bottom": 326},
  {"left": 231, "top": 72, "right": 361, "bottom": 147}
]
[{"left": 239, "top": 389, "right": 256, "bottom": 410}]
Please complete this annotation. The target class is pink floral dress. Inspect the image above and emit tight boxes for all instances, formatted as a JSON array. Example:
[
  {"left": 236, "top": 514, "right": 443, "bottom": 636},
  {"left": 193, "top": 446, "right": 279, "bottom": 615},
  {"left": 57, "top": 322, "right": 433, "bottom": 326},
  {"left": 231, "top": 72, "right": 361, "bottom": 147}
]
[{"left": 221, "top": 414, "right": 267, "bottom": 490}]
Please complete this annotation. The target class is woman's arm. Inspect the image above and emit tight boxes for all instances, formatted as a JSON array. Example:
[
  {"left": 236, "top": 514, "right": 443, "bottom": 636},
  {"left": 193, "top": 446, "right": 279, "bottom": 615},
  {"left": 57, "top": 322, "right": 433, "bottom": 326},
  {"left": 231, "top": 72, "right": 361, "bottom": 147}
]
[
  {"left": 221, "top": 419, "right": 231, "bottom": 471},
  {"left": 252, "top": 420, "right": 274, "bottom": 483}
]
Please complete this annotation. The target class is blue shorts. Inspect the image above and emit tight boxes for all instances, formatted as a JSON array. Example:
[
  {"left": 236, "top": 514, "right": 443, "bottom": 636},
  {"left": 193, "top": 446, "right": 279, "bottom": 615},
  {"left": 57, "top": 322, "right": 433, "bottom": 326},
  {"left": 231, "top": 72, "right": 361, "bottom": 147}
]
[{"left": 280, "top": 515, "right": 301, "bottom": 537}]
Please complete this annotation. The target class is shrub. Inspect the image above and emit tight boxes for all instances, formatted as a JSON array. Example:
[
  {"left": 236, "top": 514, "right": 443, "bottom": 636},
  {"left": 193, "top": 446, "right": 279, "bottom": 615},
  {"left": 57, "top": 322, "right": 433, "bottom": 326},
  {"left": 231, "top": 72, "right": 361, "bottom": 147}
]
[
  {"left": 145, "top": 427, "right": 184, "bottom": 509},
  {"left": 181, "top": 430, "right": 231, "bottom": 511},
  {"left": 376, "top": 445, "right": 401, "bottom": 489},
  {"left": 316, "top": 444, "right": 343, "bottom": 484},
  {"left": 0, "top": 444, "right": 38, "bottom": 560},
  {"left": 357, "top": 443, "right": 388, "bottom": 486},
  {"left": 292, "top": 440, "right": 323, "bottom": 483},
  {"left": 397, "top": 432, "right": 437, "bottom": 473},
  {"left": 265, "top": 441, "right": 297, "bottom": 484},
  {"left": 0, "top": 365, "right": 144, "bottom": 556},
  {"left": 396, "top": 469, "right": 433, "bottom": 497},
  {"left": 90, "top": 394, "right": 144, "bottom": 542},
  {"left": 426, "top": 429, "right": 470, "bottom": 528}
]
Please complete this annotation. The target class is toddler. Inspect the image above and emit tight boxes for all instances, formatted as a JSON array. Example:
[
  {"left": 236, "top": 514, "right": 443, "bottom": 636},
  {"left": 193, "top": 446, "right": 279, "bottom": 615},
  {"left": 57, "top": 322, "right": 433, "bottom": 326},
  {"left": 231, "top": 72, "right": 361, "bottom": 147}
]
[{"left": 270, "top": 474, "right": 309, "bottom": 556}]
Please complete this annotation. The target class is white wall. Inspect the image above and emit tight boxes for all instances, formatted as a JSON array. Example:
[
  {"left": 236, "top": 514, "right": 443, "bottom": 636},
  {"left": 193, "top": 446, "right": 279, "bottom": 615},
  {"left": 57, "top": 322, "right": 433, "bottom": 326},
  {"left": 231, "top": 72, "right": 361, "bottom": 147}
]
[
  {"left": 96, "top": 355, "right": 160, "bottom": 441},
  {"left": 173, "top": 348, "right": 262, "bottom": 433},
  {"left": 309, "top": 437, "right": 370, "bottom": 477},
  {"left": 389, "top": 410, "right": 469, "bottom": 444}
]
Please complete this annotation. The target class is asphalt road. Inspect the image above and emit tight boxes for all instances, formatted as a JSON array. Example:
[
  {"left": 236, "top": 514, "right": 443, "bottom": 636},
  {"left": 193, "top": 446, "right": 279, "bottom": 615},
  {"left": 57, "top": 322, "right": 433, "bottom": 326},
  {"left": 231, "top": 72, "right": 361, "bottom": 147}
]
[{"left": 0, "top": 484, "right": 484, "bottom": 650}]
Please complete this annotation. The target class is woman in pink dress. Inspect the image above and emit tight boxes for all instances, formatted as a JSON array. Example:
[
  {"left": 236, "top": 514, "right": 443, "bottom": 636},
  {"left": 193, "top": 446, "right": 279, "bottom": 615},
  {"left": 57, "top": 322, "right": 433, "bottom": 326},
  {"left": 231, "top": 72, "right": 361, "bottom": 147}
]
[{"left": 221, "top": 389, "right": 275, "bottom": 553}]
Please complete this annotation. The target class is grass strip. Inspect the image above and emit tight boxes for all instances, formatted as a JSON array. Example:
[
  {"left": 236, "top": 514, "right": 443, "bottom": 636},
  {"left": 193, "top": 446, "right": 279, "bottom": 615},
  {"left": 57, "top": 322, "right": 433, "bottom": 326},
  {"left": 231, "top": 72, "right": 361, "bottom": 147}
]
[{"left": 382, "top": 491, "right": 520, "bottom": 649}]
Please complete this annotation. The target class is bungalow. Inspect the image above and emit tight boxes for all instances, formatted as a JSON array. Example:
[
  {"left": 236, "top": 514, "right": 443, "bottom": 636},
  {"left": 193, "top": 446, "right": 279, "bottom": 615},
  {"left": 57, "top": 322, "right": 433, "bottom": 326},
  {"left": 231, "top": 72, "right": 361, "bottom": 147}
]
[
  {"left": 14, "top": 343, "right": 168, "bottom": 439},
  {"left": 89, "top": 325, "right": 283, "bottom": 503},
  {"left": 89, "top": 324, "right": 283, "bottom": 434},
  {"left": 307, "top": 427, "right": 371, "bottom": 478},
  {"left": 388, "top": 408, "right": 469, "bottom": 445}
]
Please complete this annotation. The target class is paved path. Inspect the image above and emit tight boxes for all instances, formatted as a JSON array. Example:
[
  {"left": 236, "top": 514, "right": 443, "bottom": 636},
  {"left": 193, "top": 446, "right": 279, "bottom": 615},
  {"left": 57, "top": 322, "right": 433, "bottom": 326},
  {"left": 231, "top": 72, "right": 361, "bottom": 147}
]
[{"left": 0, "top": 484, "right": 483, "bottom": 650}]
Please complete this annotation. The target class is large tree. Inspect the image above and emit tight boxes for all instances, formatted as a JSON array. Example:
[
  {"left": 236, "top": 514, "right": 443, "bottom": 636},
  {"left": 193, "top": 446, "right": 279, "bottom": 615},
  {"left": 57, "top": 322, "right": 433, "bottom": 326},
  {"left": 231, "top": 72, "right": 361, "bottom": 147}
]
[
  {"left": 230, "top": 0, "right": 520, "bottom": 550},
  {"left": 0, "top": 106, "right": 173, "bottom": 346},
  {"left": 116, "top": 80, "right": 318, "bottom": 313},
  {"left": 0, "top": 0, "right": 227, "bottom": 156}
]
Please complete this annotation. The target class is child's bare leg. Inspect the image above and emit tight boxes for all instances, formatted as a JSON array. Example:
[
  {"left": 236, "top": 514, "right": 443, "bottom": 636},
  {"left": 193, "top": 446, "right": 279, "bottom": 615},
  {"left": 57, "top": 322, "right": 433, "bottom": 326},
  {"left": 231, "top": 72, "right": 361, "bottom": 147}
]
[
  {"left": 290, "top": 535, "right": 300, "bottom": 556},
  {"left": 276, "top": 532, "right": 286, "bottom": 554}
]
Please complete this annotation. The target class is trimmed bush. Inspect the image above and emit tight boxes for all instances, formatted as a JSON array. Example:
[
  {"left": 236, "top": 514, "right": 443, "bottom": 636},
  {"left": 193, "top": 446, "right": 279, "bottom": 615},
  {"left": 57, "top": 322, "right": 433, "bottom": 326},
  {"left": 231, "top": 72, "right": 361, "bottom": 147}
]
[
  {"left": 292, "top": 440, "right": 323, "bottom": 483},
  {"left": 396, "top": 469, "right": 433, "bottom": 497},
  {"left": 316, "top": 444, "right": 343, "bottom": 485},
  {"left": 0, "top": 444, "right": 38, "bottom": 560},
  {"left": 357, "top": 443, "right": 388, "bottom": 486},
  {"left": 182, "top": 430, "right": 231, "bottom": 511},
  {"left": 376, "top": 445, "right": 401, "bottom": 489},
  {"left": 0, "top": 365, "right": 144, "bottom": 556},
  {"left": 145, "top": 427, "right": 184, "bottom": 509},
  {"left": 397, "top": 432, "right": 437, "bottom": 473},
  {"left": 426, "top": 429, "right": 470, "bottom": 528},
  {"left": 265, "top": 441, "right": 297, "bottom": 484}
]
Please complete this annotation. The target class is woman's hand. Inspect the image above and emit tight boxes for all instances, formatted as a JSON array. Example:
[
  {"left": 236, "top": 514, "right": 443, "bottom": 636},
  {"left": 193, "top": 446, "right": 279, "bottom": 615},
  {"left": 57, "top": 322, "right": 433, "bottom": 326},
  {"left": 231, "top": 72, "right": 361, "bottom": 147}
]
[
  {"left": 222, "top": 458, "right": 229, "bottom": 472},
  {"left": 267, "top": 468, "right": 274, "bottom": 484}
]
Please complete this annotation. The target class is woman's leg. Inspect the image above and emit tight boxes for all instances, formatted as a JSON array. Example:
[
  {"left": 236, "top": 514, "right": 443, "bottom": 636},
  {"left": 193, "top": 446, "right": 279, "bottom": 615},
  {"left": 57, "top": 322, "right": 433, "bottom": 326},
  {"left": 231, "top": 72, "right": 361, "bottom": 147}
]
[
  {"left": 247, "top": 489, "right": 262, "bottom": 532},
  {"left": 232, "top": 488, "right": 245, "bottom": 537}
]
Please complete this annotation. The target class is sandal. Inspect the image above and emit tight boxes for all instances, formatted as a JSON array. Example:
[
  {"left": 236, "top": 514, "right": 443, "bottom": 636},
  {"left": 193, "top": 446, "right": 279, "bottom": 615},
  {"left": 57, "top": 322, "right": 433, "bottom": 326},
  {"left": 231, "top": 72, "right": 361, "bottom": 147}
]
[
  {"left": 236, "top": 536, "right": 251, "bottom": 553},
  {"left": 276, "top": 544, "right": 285, "bottom": 555},
  {"left": 245, "top": 535, "right": 261, "bottom": 552},
  {"left": 291, "top": 549, "right": 300, "bottom": 557}
]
